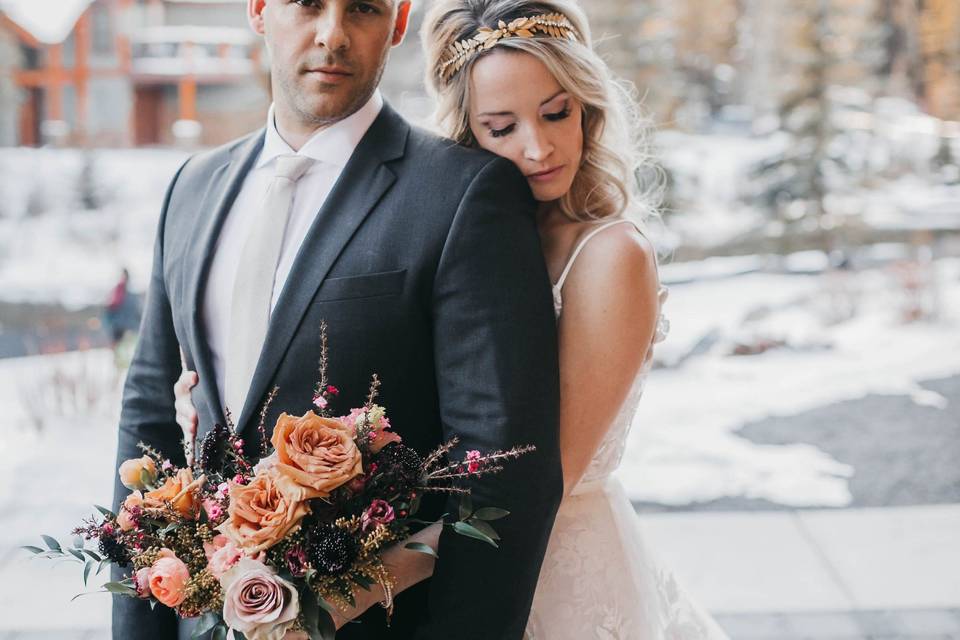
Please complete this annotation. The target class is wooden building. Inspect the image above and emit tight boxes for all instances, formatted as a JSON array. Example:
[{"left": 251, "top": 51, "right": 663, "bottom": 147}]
[{"left": 0, "top": 0, "right": 268, "bottom": 147}]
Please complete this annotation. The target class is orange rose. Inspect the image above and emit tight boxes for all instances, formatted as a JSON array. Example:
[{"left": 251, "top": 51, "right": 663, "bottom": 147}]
[
  {"left": 217, "top": 471, "right": 310, "bottom": 555},
  {"left": 117, "top": 491, "right": 144, "bottom": 531},
  {"left": 148, "top": 548, "right": 190, "bottom": 608},
  {"left": 144, "top": 468, "right": 205, "bottom": 518},
  {"left": 270, "top": 411, "right": 363, "bottom": 501},
  {"left": 118, "top": 456, "right": 157, "bottom": 491}
]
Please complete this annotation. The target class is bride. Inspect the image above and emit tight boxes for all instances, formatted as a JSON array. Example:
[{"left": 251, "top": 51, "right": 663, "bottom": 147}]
[{"left": 175, "top": 0, "right": 728, "bottom": 637}]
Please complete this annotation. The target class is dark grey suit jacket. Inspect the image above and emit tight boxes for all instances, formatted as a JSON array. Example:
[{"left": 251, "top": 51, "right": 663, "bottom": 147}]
[{"left": 110, "top": 102, "right": 562, "bottom": 639}]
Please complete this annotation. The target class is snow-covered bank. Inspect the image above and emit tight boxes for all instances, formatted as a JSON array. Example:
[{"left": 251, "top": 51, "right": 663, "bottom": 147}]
[{"left": 620, "top": 258, "right": 960, "bottom": 507}]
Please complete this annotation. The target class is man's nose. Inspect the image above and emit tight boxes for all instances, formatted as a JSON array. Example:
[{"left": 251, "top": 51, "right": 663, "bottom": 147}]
[{"left": 314, "top": 11, "right": 350, "bottom": 50}]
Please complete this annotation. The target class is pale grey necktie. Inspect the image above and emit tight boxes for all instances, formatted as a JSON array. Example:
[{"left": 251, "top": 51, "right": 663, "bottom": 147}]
[{"left": 224, "top": 154, "right": 315, "bottom": 419}]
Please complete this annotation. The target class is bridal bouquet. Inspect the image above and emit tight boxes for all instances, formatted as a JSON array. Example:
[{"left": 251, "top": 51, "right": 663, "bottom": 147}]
[{"left": 25, "top": 326, "right": 533, "bottom": 640}]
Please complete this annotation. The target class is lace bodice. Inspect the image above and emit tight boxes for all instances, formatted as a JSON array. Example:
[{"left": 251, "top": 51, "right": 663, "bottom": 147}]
[{"left": 550, "top": 219, "right": 670, "bottom": 494}]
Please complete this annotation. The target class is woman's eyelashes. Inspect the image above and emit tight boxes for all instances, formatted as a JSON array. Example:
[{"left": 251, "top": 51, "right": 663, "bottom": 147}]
[{"left": 486, "top": 106, "right": 572, "bottom": 138}]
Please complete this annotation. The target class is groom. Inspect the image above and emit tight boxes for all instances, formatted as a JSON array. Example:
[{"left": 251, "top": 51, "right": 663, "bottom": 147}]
[{"left": 111, "top": 0, "right": 562, "bottom": 638}]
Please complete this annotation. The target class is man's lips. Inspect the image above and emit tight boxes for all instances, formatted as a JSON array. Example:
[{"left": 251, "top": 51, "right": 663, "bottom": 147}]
[{"left": 305, "top": 67, "right": 353, "bottom": 82}]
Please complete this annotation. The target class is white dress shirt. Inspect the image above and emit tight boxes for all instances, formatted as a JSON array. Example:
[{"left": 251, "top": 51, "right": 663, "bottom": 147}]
[{"left": 203, "top": 91, "right": 384, "bottom": 405}]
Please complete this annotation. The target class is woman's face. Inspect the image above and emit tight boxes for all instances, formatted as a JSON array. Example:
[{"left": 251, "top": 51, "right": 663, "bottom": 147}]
[{"left": 468, "top": 49, "right": 584, "bottom": 203}]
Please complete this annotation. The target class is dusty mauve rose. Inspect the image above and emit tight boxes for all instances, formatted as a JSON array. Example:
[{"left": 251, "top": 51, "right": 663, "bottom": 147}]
[
  {"left": 148, "top": 548, "right": 190, "bottom": 607},
  {"left": 203, "top": 534, "right": 243, "bottom": 579},
  {"left": 217, "top": 471, "right": 310, "bottom": 555},
  {"left": 270, "top": 412, "right": 363, "bottom": 501},
  {"left": 117, "top": 491, "right": 144, "bottom": 531},
  {"left": 221, "top": 557, "right": 299, "bottom": 640},
  {"left": 143, "top": 468, "right": 205, "bottom": 518},
  {"left": 361, "top": 499, "right": 396, "bottom": 533},
  {"left": 118, "top": 456, "right": 157, "bottom": 490}
]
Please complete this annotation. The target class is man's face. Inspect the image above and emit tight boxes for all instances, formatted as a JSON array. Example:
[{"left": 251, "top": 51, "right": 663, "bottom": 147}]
[{"left": 249, "top": 0, "right": 411, "bottom": 127}]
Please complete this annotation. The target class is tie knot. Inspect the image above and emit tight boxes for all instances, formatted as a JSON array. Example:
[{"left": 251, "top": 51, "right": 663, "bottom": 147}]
[{"left": 274, "top": 154, "right": 315, "bottom": 182}]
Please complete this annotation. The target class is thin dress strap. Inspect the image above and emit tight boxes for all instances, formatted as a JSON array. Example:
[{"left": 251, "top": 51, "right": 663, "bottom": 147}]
[{"left": 553, "top": 219, "right": 641, "bottom": 291}]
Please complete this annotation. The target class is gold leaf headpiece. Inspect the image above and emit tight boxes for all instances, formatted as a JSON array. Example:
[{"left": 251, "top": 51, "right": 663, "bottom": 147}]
[{"left": 438, "top": 12, "right": 581, "bottom": 83}]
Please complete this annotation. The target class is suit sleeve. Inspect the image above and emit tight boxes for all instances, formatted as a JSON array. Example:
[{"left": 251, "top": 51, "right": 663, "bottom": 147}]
[
  {"left": 415, "top": 157, "right": 563, "bottom": 640},
  {"left": 110, "top": 161, "right": 188, "bottom": 640}
]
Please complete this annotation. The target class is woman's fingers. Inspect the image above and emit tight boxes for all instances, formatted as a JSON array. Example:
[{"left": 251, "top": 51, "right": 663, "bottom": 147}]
[{"left": 174, "top": 367, "right": 200, "bottom": 465}]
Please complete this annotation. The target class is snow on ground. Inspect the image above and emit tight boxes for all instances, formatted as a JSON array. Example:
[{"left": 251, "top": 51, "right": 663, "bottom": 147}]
[
  {"left": 0, "top": 148, "right": 186, "bottom": 308},
  {"left": 619, "top": 258, "right": 960, "bottom": 507}
]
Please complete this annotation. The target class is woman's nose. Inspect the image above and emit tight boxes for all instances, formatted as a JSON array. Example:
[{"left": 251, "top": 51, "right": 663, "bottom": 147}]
[{"left": 524, "top": 127, "right": 554, "bottom": 163}]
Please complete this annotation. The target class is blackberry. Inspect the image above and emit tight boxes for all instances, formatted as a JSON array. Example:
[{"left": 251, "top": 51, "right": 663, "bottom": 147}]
[
  {"left": 376, "top": 443, "right": 423, "bottom": 485},
  {"left": 306, "top": 524, "right": 358, "bottom": 576},
  {"left": 98, "top": 533, "right": 131, "bottom": 566},
  {"left": 198, "top": 423, "right": 230, "bottom": 474}
]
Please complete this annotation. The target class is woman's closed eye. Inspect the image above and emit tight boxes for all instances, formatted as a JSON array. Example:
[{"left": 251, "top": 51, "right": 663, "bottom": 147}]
[
  {"left": 490, "top": 123, "right": 517, "bottom": 138},
  {"left": 544, "top": 106, "right": 571, "bottom": 122}
]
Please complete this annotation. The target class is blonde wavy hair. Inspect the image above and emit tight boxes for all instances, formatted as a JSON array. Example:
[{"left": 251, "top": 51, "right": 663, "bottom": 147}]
[{"left": 422, "top": 0, "right": 659, "bottom": 223}]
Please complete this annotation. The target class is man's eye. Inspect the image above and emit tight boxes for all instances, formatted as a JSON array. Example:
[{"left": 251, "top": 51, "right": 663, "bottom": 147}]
[
  {"left": 490, "top": 124, "right": 516, "bottom": 138},
  {"left": 293, "top": 0, "right": 319, "bottom": 7},
  {"left": 351, "top": 2, "right": 380, "bottom": 13}
]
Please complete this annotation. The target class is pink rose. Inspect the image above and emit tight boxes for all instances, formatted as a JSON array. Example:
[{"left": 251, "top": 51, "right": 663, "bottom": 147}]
[
  {"left": 148, "top": 548, "right": 190, "bottom": 608},
  {"left": 203, "top": 534, "right": 242, "bottom": 580},
  {"left": 134, "top": 567, "right": 152, "bottom": 599},
  {"left": 361, "top": 499, "right": 395, "bottom": 533},
  {"left": 117, "top": 491, "right": 144, "bottom": 532},
  {"left": 221, "top": 557, "right": 299, "bottom": 640}
]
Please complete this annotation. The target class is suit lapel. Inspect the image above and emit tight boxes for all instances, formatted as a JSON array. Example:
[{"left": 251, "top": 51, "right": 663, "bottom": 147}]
[
  {"left": 236, "top": 104, "right": 410, "bottom": 434},
  {"left": 184, "top": 130, "right": 265, "bottom": 432}
]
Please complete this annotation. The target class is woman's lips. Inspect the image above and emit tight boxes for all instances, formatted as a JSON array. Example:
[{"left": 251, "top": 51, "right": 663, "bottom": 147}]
[{"left": 527, "top": 165, "right": 565, "bottom": 182}]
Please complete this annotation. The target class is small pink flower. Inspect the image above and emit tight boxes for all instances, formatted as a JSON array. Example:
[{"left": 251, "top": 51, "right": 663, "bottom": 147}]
[
  {"left": 284, "top": 545, "right": 309, "bottom": 578},
  {"left": 202, "top": 498, "right": 224, "bottom": 522},
  {"left": 361, "top": 499, "right": 396, "bottom": 533},
  {"left": 232, "top": 474, "right": 245, "bottom": 484},
  {"left": 134, "top": 567, "right": 152, "bottom": 599},
  {"left": 347, "top": 475, "right": 366, "bottom": 493},
  {"left": 161, "top": 460, "right": 174, "bottom": 472},
  {"left": 313, "top": 394, "right": 329, "bottom": 410},
  {"left": 466, "top": 450, "right": 482, "bottom": 474},
  {"left": 216, "top": 482, "right": 230, "bottom": 498},
  {"left": 326, "top": 385, "right": 339, "bottom": 396},
  {"left": 203, "top": 534, "right": 242, "bottom": 580}
]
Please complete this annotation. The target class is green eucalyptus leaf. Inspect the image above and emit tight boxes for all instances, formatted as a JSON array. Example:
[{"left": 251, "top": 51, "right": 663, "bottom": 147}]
[
  {"left": 68, "top": 549, "right": 86, "bottom": 562},
  {"left": 94, "top": 504, "right": 117, "bottom": 519},
  {"left": 452, "top": 521, "right": 498, "bottom": 548},
  {"left": 458, "top": 495, "right": 474, "bottom": 520},
  {"left": 83, "top": 561, "right": 93, "bottom": 587},
  {"left": 20, "top": 545, "right": 44, "bottom": 555},
  {"left": 73, "top": 535, "right": 85, "bottom": 549},
  {"left": 404, "top": 542, "right": 438, "bottom": 558},
  {"left": 41, "top": 535, "right": 62, "bottom": 552},
  {"left": 82, "top": 549, "right": 103, "bottom": 562},
  {"left": 103, "top": 581, "right": 138, "bottom": 596},
  {"left": 467, "top": 519, "right": 501, "bottom": 541},
  {"left": 302, "top": 590, "right": 337, "bottom": 640},
  {"left": 472, "top": 507, "right": 510, "bottom": 521},
  {"left": 191, "top": 612, "right": 220, "bottom": 639}
]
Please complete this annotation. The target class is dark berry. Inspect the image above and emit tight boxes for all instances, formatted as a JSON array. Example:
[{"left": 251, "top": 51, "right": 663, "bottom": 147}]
[{"left": 306, "top": 524, "right": 358, "bottom": 576}]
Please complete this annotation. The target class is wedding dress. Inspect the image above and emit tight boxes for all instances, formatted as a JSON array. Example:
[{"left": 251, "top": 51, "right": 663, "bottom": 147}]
[{"left": 524, "top": 219, "right": 729, "bottom": 640}]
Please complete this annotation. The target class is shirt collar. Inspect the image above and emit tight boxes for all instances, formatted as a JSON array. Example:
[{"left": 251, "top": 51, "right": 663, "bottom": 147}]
[{"left": 257, "top": 90, "right": 384, "bottom": 170}]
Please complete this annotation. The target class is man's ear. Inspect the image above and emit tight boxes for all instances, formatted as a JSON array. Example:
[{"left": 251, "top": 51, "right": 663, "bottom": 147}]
[
  {"left": 248, "top": 0, "right": 267, "bottom": 36},
  {"left": 392, "top": 1, "right": 413, "bottom": 46}
]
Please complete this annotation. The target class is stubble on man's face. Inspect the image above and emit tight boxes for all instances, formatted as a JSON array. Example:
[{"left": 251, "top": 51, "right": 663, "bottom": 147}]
[{"left": 262, "top": 0, "right": 397, "bottom": 128}]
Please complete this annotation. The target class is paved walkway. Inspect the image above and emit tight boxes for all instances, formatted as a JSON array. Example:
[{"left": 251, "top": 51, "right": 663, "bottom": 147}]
[{"left": 2, "top": 504, "right": 957, "bottom": 639}]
